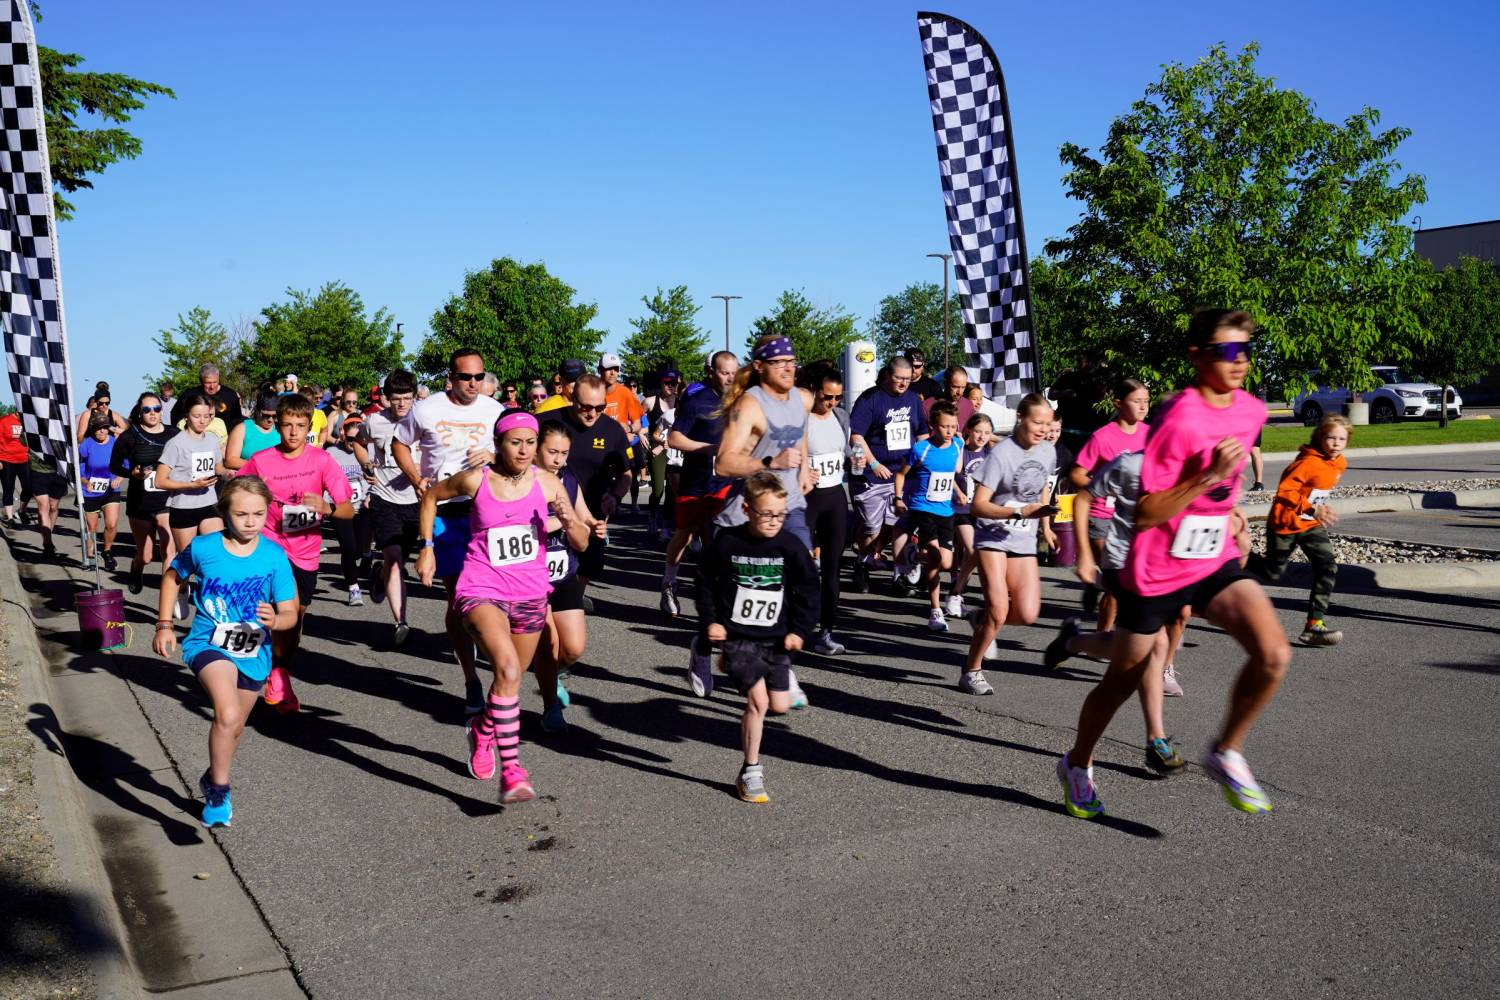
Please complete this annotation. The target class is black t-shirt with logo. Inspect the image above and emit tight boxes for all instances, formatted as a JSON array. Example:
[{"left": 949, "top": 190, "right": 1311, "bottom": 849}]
[{"left": 558, "top": 406, "right": 631, "bottom": 515}]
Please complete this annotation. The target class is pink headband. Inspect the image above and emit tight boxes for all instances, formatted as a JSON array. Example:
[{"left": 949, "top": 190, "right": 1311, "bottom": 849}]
[{"left": 494, "top": 410, "right": 539, "bottom": 438}]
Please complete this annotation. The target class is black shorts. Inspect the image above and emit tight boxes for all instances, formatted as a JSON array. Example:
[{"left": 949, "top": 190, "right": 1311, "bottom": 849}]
[
  {"left": 82, "top": 493, "right": 122, "bottom": 514},
  {"left": 720, "top": 638, "right": 791, "bottom": 695},
  {"left": 578, "top": 533, "right": 605, "bottom": 579},
  {"left": 370, "top": 495, "right": 420, "bottom": 555},
  {"left": 292, "top": 565, "right": 318, "bottom": 606},
  {"left": 548, "top": 572, "right": 585, "bottom": 613},
  {"left": 908, "top": 509, "right": 955, "bottom": 549},
  {"left": 30, "top": 470, "right": 68, "bottom": 499},
  {"left": 1113, "top": 561, "right": 1250, "bottom": 636},
  {"left": 189, "top": 649, "right": 265, "bottom": 692},
  {"left": 126, "top": 493, "right": 169, "bottom": 521},
  {"left": 953, "top": 512, "right": 974, "bottom": 527},
  {"left": 169, "top": 504, "right": 220, "bottom": 530}
]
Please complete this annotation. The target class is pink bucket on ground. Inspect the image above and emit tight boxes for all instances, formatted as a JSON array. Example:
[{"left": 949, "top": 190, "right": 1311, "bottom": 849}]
[{"left": 75, "top": 589, "right": 128, "bottom": 650}]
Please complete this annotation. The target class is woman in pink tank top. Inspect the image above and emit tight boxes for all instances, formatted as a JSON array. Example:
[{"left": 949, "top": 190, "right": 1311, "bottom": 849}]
[{"left": 417, "top": 410, "right": 588, "bottom": 804}]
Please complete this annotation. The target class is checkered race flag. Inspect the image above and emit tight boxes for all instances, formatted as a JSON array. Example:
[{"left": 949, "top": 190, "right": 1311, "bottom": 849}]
[
  {"left": 916, "top": 12, "right": 1039, "bottom": 408},
  {"left": 0, "top": 0, "right": 75, "bottom": 477}
]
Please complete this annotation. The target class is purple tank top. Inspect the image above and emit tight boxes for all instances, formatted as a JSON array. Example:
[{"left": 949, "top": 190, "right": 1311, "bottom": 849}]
[{"left": 453, "top": 470, "right": 552, "bottom": 604}]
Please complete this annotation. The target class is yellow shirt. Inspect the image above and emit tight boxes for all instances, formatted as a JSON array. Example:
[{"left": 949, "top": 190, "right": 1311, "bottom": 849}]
[
  {"left": 534, "top": 394, "right": 569, "bottom": 414},
  {"left": 178, "top": 416, "right": 229, "bottom": 453},
  {"left": 308, "top": 408, "right": 328, "bottom": 448}
]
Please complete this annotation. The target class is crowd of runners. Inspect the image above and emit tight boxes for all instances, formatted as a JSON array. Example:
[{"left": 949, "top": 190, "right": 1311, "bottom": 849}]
[{"left": 0, "top": 307, "right": 1358, "bottom": 824}]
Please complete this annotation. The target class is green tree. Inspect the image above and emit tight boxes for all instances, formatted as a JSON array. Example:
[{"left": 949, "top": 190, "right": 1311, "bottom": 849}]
[
  {"left": 1039, "top": 43, "right": 1430, "bottom": 399},
  {"left": 620, "top": 285, "right": 709, "bottom": 380},
  {"left": 33, "top": 5, "right": 175, "bottom": 221},
  {"left": 1410, "top": 256, "right": 1500, "bottom": 428},
  {"left": 147, "top": 306, "right": 234, "bottom": 392},
  {"left": 420, "top": 258, "right": 603, "bottom": 387},
  {"left": 868, "top": 281, "right": 965, "bottom": 374},
  {"left": 235, "top": 283, "right": 404, "bottom": 392},
  {"left": 747, "top": 290, "right": 859, "bottom": 366}
]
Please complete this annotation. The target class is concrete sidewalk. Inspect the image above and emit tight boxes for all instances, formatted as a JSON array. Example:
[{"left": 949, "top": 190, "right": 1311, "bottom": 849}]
[{"left": 1, "top": 520, "right": 305, "bottom": 1000}]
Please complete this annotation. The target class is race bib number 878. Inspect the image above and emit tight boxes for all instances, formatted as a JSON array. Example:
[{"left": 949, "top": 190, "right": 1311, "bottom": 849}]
[{"left": 731, "top": 586, "right": 784, "bottom": 627}]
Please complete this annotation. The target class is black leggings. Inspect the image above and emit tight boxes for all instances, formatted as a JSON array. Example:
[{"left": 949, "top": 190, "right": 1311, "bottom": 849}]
[
  {"left": 806, "top": 485, "right": 848, "bottom": 631},
  {"left": 1, "top": 461, "right": 29, "bottom": 507},
  {"left": 331, "top": 510, "right": 372, "bottom": 588}
]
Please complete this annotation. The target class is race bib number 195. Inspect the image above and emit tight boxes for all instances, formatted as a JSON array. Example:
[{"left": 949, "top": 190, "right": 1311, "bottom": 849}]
[{"left": 210, "top": 621, "right": 266, "bottom": 659}]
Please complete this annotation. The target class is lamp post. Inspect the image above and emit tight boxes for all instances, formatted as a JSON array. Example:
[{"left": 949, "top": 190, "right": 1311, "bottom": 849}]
[
  {"left": 711, "top": 294, "right": 742, "bottom": 352},
  {"left": 926, "top": 252, "right": 953, "bottom": 370}
]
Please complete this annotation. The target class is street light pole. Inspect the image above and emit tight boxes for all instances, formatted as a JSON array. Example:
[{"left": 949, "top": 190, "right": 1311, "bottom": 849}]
[
  {"left": 711, "top": 295, "right": 742, "bottom": 352},
  {"left": 926, "top": 253, "right": 953, "bottom": 370}
]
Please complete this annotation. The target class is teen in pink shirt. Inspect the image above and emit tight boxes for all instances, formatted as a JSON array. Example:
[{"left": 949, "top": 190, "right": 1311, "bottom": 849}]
[
  {"left": 238, "top": 395, "right": 355, "bottom": 712},
  {"left": 1057, "top": 309, "right": 1291, "bottom": 822}
]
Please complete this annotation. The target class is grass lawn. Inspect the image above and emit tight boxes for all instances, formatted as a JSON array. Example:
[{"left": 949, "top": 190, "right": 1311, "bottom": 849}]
[{"left": 1262, "top": 417, "right": 1500, "bottom": 453}]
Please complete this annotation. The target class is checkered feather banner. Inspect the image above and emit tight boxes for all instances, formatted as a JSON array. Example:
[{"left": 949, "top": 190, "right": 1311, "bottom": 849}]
[
  {"left": 0, "top": 0, "right": 74, "bottom": 476},
  {"left": 916, "top": 12, "right": 1039, "bottom": 407}
]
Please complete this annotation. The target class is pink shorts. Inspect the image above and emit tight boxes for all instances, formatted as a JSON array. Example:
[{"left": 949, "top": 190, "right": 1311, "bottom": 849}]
[{"left": 455, "top": 595, "right": 548, "bottom": 634}]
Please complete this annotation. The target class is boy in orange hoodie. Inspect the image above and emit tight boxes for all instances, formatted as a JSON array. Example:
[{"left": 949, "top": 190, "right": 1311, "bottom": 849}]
[{"left": 1248, "top": 415, "right": 1350, "bottom": 646}]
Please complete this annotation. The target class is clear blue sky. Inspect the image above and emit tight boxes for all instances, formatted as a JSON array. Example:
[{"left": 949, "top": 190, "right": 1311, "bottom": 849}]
[{"left": 29, "top": 0, "right": 1500, "bottom": 405}]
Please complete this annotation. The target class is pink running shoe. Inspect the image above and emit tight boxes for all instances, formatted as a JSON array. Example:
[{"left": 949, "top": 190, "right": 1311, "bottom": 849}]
[
  {"left": 264, "top": 666, "right": 300, "bottom": 713},
  {"left": 500, "top": 763, "right": 534, "bottom": 805},
  {"left": 465, "top": 717, "right": 496, "bottom": 781}
]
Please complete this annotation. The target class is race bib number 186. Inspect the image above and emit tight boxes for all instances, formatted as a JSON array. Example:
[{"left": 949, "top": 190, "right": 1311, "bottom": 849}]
[{"left": 487, "top": 524, "right": 538, "bottom": 567}]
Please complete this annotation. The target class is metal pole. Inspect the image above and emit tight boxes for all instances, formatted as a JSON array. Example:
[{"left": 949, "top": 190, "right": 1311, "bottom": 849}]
[
  {"left": 711, "top": 295, "right": 742, "bottom": 352},
  {"left": 927, "top": 253, "right": 953, "bottom": 370}
]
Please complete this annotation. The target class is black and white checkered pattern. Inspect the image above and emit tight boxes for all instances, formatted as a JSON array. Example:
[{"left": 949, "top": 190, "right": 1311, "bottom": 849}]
[
  {"left": 0, "top": 0, "right": 74, "bottom": 476},
  {"left": 917, "top": 12, "right": 1038, "bottom": 408}
]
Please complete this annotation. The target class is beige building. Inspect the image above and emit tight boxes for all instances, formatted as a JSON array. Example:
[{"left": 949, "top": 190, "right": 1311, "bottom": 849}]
[{"left": 1415, "top": 219, "right": 1500, "bottom": 403}]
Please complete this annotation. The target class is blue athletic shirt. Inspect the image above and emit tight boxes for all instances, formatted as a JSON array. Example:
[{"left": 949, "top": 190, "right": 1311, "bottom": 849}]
[
  {"left": 849, "top": 386, "right": 928, "bottom": 483},
  {"left": 171, "top": 532, "right": 296, "bottom": 683},
  {"left": 79, "top": 436, "right": 118, "bottom": 498},
  {"left": 904, "top": 438, "right": 962, "bottom": 516},
  {"left": 674, "top": 382, "right": 730, "bottom": 497}
]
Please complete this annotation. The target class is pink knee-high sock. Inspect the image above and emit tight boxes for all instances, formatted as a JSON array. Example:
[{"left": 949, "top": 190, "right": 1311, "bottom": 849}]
[{"left": 486, "top": 695, "right": 521, "bottom": 767}]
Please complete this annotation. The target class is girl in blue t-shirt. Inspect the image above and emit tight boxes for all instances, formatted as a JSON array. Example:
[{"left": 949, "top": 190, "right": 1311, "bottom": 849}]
[
  {"left": 893, "top": 401, "right": 964, "bottom": 633},
  {"left": 153, "top": 476, "right": 298, "bottom": 828},
  {"left": 78, "top": 417, "right": 124, "bottom": 570}
]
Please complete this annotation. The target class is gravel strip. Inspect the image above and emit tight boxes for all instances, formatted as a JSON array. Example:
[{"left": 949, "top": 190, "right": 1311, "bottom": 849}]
[
  {"left": 1247, "top": 522, "right": 1500, "bottom": 565},
  {"left": 1242, "top": 477, "right": 1500, "bottom": 502}
]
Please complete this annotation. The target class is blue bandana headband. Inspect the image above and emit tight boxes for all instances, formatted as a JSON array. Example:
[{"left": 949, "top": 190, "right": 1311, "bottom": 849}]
[{"left": 754, "top": 337, "right": 795, "bottom": 362}]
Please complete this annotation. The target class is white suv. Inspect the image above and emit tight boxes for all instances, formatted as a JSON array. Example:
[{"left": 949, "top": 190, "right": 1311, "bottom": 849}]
[{"left": 1292, "top": 366, "right": 1463, "bottom": 425}]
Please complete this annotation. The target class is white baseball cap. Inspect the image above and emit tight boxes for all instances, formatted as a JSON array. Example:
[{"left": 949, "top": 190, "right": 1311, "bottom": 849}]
[
  {"left": 284, "top": 373, "right": 299, "bottom": 384},
  {"left": 599, "top": 353, "right": 622, "bottom": 371}
]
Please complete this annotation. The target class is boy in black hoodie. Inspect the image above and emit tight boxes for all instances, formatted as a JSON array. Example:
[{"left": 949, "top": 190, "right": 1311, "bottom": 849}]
[{"left": 694, "top": 471, "right": 819, "bottom": 803}]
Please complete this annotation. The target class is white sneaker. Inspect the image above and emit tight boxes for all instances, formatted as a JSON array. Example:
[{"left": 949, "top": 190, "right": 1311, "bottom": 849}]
[
  {"left": 945, "top": 594, "right": 965, "bottom": 618},
  {"left": 958, "top": 670, "right": 995, "bottom": 696},
  {"left": 983, "top": 638, "right": 999, "bottom": 661},
  {"left": 928, "top": 608, "right": 949, "bottom": 633},
  {"left": 1162, "top": 662, "right": 1184, "bottom": 697},
  {"left": 347, "top": 584, "right": 364, "bottom": 607},
  {"left": 787, "top": 669, "right": 809, "bottom": 709}
]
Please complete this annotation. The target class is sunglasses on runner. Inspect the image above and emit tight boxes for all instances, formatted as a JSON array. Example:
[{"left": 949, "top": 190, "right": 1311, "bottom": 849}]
[
  {"left": 1195, "top": 341, "right": 1253, "bottom": 363},
  {"left": 576, "top": 402, "right": 607, "bottom": 415},
  {"left": 450, "top": 371, "right": 487, "bottom": 383},
  {"left": 140, "top": 404, "right": 162, "bottom": 413},
  {"left": 821, "top": 393, "right": 844, "bottom": 402}
]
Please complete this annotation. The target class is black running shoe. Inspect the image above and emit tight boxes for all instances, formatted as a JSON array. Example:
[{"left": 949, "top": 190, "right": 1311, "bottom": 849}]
[
  {"left": 127, "top": 569, "right": 144, "bottom": 595},
  {"left": 103, "top": 552, "right": 118, "bottom": 572},
  {"left": 851, "top": 562, "right": 870, "bottom": 594},
  {"left": 1044, "top": 617, "right": 1081, "bottom": 670},
  {"left": 1082, "top": 585, "right": 1099, "bottom": 616}
]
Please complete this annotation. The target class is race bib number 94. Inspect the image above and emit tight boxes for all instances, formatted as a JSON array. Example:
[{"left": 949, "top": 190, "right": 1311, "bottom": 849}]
[
  {"left": 546, "top": 547, "right": 570, "bottom": 582},
  {"left": 731, "top": 586, "right": 784, "bottom": 627},
  {"left": 487, "top": 524, "right": 539, "bottom": 567},
  {"left": 1170, "top": 515, "right": 1227, "bottom": 560},
  {"left": 210, "top": 621, "right": 266, "bottom": 659}
]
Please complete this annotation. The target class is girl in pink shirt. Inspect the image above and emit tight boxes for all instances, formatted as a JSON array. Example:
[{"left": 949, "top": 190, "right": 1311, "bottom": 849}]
[
  {"left": 1070, "top": 378, "right": 1149, "bottom": 632},
  {"left": 418, "top": 410, "right": 587, "bottom": 805},
  {"left": 238, "top": 396, "right": 356, "bottom": 713},
  {"left": 1057, "top": 310, "right": 1291, "bottom": 822}
]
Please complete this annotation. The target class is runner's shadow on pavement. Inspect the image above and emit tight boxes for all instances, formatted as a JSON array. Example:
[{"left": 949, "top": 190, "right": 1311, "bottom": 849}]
[
  {"left": 576, "top": 690, "right": 1161, "bottom": 838},
  {"left": 1262, "top": 587, "right": 1500, "bottom": 635},
  {"left": 26, "top": 702, "right": 205, "bottom": 846},
  {"left": 1422, "top": 654, "right": 1500, "bottom": 677}
]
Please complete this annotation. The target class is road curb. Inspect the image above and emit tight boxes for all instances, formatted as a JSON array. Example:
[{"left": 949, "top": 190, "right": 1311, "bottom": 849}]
[
  {"left": 1270, "top": 558, "right": 1500, "bottom": 593},
  {"left": 1260, "top": 442, "right": 1500, "bottom": 461},
  {"left": 1, "top": 536, "right": 142, "bottom": 1000},
  {"left": 1, "top": 530, "right": 307, "bottom": 998},
  {"left": 1240, "top": 488, "right": 1500, "bottom": 519}
]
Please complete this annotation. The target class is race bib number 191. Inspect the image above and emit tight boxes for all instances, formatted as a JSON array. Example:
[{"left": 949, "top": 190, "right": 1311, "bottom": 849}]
[{"left": 925, "top": 471, "right": 954, "bottom": 503}]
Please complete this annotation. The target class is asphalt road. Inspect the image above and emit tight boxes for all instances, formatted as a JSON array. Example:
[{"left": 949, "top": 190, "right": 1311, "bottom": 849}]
[
  {"left": 1260, "top": 444, "right": 1500, "bottom": 488},
  {"left": 21, "top": 507, "right": 1497, "bottom": 999},
  {"left": 1331, "top": 505, "right": 1500, "bottom": 552}
]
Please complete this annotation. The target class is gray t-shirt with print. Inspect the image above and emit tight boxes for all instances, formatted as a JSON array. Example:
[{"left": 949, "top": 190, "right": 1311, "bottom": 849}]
[{"left": 973, "top": 437, "right": 1057, "bottom": 554}]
